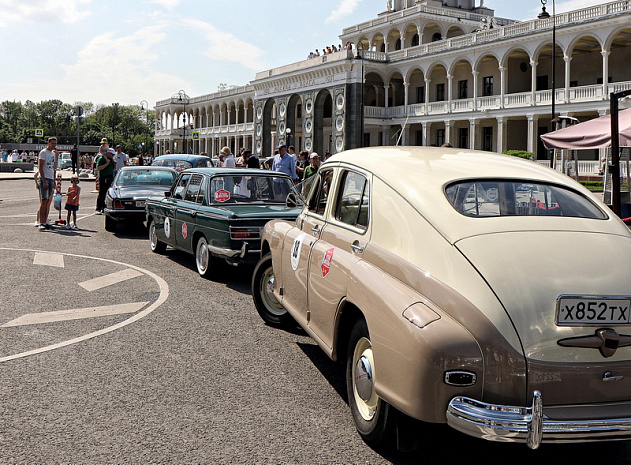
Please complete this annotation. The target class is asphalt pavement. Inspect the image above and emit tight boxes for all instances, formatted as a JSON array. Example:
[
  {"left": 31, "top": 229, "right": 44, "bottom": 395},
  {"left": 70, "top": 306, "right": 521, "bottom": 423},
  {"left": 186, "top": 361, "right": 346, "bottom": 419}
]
[{"left": 0, "top": 177, "right": 629, "bottom": 464}]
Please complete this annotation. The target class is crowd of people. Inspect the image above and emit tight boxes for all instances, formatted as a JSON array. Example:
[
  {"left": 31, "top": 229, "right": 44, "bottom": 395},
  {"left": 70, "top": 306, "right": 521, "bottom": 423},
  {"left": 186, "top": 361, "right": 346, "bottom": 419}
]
[
  {"left": 307, "top": 41, "right": 353, "bottom": 59},
  {"left": 214, "top": 144, "right": 330, "bottom": 185},
  {"left": 29, "top": 133, "right": 332, "bottom": 231}
]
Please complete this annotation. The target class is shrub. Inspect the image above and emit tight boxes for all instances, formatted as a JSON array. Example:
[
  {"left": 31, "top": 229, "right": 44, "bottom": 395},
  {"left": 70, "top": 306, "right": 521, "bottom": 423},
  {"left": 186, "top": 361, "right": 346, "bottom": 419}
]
[{"left": 502, "top": 150, "right": 535, "bottom": 160}]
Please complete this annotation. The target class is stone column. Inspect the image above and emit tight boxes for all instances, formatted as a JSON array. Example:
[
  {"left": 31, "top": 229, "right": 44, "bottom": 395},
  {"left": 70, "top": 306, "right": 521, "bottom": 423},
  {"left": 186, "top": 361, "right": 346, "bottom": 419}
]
[
  {"left": 469, "top": 118, "right": 478, "bottom": 150},
  {"left": 601, "top": 51, "right": 610, "bottom": 97},
  {"left": 422, "top": 121, "right": 431, "bottom": 146},
  {"left": 472, "top": 71, "right": 479, "bottom": 111},
  {"left": 497, "top": 116, "right": 506, "bottom": 153},
  {"left": 527, "top": 114, "right": 538, "bottom": 154}
]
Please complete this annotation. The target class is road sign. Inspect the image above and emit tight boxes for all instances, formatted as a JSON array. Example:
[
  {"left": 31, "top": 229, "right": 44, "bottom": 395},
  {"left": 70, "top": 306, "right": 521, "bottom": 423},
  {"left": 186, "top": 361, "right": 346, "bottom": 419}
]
[
  {"left": 35, "top": 129, "right": 44, "bottom": 137},
  {"left": 192, "top": 131, "right": 200, "bottom": 141}
]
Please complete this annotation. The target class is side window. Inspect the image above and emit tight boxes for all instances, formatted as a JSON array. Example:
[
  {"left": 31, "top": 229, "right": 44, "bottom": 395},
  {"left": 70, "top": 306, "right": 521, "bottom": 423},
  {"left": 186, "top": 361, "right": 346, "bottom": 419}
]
[
  {"left": 335, "top": 171, "right": 369, "bottom": 230},
  {"left": 184, "top": 174, "right": 203, "bottom": 202},
  {"left": 196, "top": 175, "right": 207, "bottom": 204},
  {"left": 308, "top": 169, "right": 334, "bottom": 216},
  {"left": 173, "top": 173, "right": 191, "bottom": 199}
]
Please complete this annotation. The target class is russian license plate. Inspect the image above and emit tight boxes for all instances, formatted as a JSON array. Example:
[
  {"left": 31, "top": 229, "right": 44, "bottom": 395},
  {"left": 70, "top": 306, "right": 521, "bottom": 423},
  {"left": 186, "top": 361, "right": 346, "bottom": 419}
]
[
  {"left": 556, "top": 296, "right": 631, "bottom": 326},
  {"left": 135, "top": 201, "right": 146, "bottom": 208}
]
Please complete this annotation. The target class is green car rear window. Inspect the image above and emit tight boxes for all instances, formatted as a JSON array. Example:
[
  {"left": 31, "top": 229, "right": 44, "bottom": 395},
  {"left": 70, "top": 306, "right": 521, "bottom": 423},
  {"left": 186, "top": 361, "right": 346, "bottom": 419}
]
[{"left": 445, "top": 180, "right": 607, "bottom": 219}]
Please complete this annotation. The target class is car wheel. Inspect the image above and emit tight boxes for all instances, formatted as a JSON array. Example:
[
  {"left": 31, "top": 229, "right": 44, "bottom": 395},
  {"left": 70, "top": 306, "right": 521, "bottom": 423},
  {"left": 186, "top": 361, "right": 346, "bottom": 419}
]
[
  {"left": 195, "top": 236, "right": 215, "bottom": 278},
  {"left": 251, "top": 253, "right": 293, "bottom": 327},
  {"left": 148, "top": 220, "right": 166, "bottom": 253},
  {"left": 346, "top": 318, "right": 395, "bottom": 447},
  {"left": 104, "top": 215, "right": 117, "bottom": 232}
]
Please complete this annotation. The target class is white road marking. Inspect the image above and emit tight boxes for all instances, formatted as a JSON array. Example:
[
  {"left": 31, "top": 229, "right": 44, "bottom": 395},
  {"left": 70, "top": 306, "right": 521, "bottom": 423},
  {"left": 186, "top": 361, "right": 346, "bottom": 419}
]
[
  {"left": 0, "top": 248, "right": 169, "bottom": 363},
  {"left": 79, "top": 269, "right": 143, "bottom": 291},
  {"left": 33, "top": 252, "right": 65, "bottom": 268},
  {"left": 1, "top": 302, "right": 149, "bottom": 327}
]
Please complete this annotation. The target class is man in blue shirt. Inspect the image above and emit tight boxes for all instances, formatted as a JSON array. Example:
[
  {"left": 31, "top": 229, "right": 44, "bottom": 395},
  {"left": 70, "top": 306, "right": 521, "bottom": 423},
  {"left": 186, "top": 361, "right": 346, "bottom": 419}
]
[{"left": 271, "top": 144, "right": 297, "bottom": 197}]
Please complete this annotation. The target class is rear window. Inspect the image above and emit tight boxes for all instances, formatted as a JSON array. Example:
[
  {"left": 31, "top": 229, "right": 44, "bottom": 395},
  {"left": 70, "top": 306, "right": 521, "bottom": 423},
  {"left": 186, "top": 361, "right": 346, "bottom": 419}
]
[{"left": 445, "top": 180, "right": 607, "bottom": 219}]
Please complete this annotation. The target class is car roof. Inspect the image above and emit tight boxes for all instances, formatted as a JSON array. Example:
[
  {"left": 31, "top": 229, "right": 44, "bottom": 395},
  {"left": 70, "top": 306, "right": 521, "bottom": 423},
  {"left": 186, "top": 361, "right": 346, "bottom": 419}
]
[
  {"left": 119, "top": 165, "right": 177, "bottom": 172},
  {"left": 181, "top": 167, "right": 292, "bottom": 177},
  {"left": 323, "top": 146, "right": 624, "bottom": 242},
  {"left": 154, "top": 154, "right": 210, "bottom": 160}
]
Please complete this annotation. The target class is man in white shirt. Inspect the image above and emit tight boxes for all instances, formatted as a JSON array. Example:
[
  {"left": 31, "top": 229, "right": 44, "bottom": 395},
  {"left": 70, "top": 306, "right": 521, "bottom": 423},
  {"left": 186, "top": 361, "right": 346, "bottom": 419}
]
[
  {"left": 37, "top": 137, "right": 59, "bottom": 230},
  {"left": 113, "top": 145, "right": 129, "bottom": 177}
]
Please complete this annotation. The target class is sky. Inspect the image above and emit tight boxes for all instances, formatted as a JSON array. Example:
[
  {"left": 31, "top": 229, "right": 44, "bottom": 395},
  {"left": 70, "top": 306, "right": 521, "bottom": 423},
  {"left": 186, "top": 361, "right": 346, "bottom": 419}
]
[{"left": 0, "top": 0, "right": 611, "bottom": 109}]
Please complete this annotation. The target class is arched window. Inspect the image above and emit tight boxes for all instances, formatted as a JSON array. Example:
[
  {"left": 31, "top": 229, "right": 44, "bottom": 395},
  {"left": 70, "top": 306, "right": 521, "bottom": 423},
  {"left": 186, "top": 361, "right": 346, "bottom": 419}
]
[
  {"left": 432, "top": 32, "right": 442, "bottom": 42},
  {"left": 411, "top": 34, "right": 419, "bottom": 46}
]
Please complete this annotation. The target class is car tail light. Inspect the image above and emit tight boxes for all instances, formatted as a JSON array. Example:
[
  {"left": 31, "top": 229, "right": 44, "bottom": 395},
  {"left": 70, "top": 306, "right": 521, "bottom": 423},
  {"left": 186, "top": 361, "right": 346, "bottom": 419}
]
[
  {"left": 230, "top": 226, "right": 261, "bottom": 239},
  {"left": 113, "top": 200, "right": 125, "bottom": 209}
]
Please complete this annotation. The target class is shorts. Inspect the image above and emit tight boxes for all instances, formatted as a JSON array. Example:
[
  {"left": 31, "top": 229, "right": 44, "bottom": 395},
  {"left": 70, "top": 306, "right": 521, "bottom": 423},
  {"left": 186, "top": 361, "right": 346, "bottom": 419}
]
[
  {"left": 65, "top": 204, "right": 79, "bottom": 212},
  {"left": 38, "top": 178, "right": 54, "bottom": 200}
]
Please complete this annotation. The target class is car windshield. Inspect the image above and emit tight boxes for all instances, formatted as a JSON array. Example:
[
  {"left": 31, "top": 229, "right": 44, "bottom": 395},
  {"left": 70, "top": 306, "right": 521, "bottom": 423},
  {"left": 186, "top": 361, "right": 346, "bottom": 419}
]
[
  {"left": 445, "top": 180, "right": 607, "bottom": 219},
  {"left": 115, "top": 169, "right": 176, "bottom": 187},
  {"left": 209, "top": 175, "right": 293, "bottom": 204}
]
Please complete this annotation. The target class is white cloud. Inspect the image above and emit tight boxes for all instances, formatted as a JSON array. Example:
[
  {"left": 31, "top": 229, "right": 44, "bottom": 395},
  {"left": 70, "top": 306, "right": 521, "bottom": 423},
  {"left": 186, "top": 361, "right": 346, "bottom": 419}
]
[
  {"left": 148, "top": 0, "right": 181, "bottom": 9},
  {"left": 326, "top": 0, "right": 362, "bottom": 24},
  {"left": 181, "top": 18, "right": 266, "bottom": 71},
  {"left": 0, "top": 0, "right": 91, "bottom": 25},
  {"left": 2, "top": 25, "right": 187, "bottom": 105}
]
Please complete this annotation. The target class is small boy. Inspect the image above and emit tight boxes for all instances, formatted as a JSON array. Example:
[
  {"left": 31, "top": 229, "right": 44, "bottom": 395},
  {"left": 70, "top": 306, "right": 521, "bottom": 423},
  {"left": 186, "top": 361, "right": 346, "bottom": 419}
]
[{"left": 65, "top": 175, "right": 81, "bottom": 230}]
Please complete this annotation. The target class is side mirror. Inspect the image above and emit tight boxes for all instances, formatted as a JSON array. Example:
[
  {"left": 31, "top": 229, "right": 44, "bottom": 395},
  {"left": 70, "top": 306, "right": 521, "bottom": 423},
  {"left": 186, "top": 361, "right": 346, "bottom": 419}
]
[{"left": 164, "top": 191, "right": 172, "bottom": 198}]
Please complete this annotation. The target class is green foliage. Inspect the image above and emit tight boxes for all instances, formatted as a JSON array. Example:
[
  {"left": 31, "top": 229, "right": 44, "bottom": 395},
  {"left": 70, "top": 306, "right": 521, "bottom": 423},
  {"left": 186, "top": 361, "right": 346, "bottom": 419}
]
[
  {"left": 502, "top": 150, "right": 535, "bottom": 160},
  {"left": 0, "top": 99, "right": 154, "bottom": 155},
  {"left": 580, "top": 181, "right": 604, "bottom": 191}
]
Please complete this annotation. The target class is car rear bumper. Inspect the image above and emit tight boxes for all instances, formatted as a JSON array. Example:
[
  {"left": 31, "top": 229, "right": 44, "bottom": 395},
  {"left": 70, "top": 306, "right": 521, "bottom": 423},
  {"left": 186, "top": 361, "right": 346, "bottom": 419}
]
[
  {"left": 104, "top": 208, "right": 145, "bottom": 221},
  {"left": 208, "top": 241, "right": 260, "bottom": 262},
  {"left": 447, "top": 392, "right": 631, "bottom": 449}
]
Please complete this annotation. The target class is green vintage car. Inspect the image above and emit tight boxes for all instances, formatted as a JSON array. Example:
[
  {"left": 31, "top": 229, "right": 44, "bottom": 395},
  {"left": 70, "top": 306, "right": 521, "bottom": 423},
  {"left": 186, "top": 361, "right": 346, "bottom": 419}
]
[{"left": 145, "top": 167, "right": 300, "bottom": 277}]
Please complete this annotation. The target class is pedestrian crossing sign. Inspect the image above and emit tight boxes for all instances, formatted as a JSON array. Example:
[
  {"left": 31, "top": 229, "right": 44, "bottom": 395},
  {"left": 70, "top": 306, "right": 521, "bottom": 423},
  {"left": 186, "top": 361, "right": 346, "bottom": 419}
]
[
  {"left": 35, "top": 129, "right": 44, "bottom": 137},
  {"left": 192, "top": 131, "right": 200, "bottom": 141}
]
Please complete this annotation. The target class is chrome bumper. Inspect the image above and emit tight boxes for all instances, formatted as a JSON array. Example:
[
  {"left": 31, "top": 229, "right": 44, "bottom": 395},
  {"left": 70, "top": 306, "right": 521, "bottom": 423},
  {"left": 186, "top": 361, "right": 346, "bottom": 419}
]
[
  {"left": 208, "top": 241, "right": 258, "bottom": 260},
  {"left": 447, "top": 391, "right": 631, "bottom": 449}
]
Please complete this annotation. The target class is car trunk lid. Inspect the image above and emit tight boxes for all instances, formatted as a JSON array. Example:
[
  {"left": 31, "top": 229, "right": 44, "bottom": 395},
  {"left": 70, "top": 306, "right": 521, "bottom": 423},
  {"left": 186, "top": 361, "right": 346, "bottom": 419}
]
[{"left": 456, "top": 230, "right": 631, "bottom": 405}]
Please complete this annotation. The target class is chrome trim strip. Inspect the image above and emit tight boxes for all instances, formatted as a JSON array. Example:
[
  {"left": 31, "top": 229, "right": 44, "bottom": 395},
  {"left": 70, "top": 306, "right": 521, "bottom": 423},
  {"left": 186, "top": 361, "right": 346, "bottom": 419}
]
[{"left": 447, "top": 392, "right": 631, "bottom": 449}]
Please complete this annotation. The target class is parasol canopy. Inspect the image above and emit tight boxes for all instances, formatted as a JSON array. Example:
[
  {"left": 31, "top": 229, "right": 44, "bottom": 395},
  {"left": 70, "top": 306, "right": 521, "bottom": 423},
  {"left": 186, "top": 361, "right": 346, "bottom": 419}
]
[{"left": 541, "top": 108, "right": 631, "bottom": 150}]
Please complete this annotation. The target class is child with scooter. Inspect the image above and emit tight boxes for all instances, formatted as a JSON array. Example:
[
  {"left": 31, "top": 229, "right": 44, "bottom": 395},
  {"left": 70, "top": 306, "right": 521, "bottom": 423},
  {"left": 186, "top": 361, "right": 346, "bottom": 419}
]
[{"left": 64, "top": 175, "right": 81, "bottom": 230}]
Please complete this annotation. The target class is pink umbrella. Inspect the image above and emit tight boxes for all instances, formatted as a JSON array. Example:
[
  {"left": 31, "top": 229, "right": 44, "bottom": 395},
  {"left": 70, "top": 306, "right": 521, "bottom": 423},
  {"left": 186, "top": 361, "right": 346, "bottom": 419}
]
[{"left": 541, "top": 108, "right": 631, "bottom": 149}]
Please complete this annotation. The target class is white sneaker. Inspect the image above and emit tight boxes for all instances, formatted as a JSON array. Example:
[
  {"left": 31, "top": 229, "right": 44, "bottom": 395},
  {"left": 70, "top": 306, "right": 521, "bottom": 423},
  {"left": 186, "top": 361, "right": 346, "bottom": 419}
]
[
  {"left": 72, "top": 224, "right": 78, "bottom": 230},
  {"left": 65, "top": 224, "right": 71, "bottom": 230},
  {"left": 34, "top": 222, "right": 40, "bottom": 227}
]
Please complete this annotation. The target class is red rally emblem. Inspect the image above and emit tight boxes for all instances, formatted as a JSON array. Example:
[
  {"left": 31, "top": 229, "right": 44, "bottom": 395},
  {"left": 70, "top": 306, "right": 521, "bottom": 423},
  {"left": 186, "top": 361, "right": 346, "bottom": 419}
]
[
  {"left": 321, "top": 248, "right": 334, "bottom": 278},
  {"left": 215, "top": 189, "right": 230, "bottom": 202},
  {"left": 182, "top": 222, "right": 188, "bottom": 239}
]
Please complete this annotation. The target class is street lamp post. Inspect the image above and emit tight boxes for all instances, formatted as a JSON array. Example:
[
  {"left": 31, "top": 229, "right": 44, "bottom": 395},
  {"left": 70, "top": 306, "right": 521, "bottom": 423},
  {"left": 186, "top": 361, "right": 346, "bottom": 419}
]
[
  {"left": 285, "top": 127, "right": 292, "bottom": 147},
  {"left": 139, "top": 100, "right": 149, "bottom": 157},
  {"left": 355, "top": 45, "right": 365, "bottom": 148},
  {"left": 174, "top": 90, "right": 189, "bottom": 154},
  {"left": 538, "top": 0, "right": 556, "bottom": 133},
  {"left": 610, "top": 89, "right": 631, "bottom": 216}
]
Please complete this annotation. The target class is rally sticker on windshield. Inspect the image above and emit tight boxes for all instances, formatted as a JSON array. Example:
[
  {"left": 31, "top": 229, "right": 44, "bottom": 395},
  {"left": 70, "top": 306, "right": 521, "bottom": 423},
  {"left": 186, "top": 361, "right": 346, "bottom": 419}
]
[
  {"left": 215, "top": 189, "right": 230, "bottom": 202},
  {"left": 321, "top": 248, "right": 334, "bottom": 278},
  {"left": 291, "top": 233, "right": 307, "bottom": 271}
]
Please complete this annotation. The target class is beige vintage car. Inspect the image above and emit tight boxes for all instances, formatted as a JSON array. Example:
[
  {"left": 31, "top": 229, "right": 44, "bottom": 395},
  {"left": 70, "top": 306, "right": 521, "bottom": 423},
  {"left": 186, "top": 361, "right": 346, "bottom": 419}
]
[{"left": 251, "top": 146, "right": 631, "bottom": 449}]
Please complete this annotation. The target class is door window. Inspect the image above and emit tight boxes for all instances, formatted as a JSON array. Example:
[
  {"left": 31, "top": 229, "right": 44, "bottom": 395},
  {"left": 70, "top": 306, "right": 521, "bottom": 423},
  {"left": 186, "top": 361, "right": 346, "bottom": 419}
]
[
  {"left": 308, "top": 169, "right": 334, "bottom": 216},
  {"left": 184, "top": 174, "right": 203, "bottom": 203},
  {"left": 173, "top": 173, "right": 191, "bottom": 199},
  {"left": 334, "top": 171, "right": 369, "bottom": 230}
]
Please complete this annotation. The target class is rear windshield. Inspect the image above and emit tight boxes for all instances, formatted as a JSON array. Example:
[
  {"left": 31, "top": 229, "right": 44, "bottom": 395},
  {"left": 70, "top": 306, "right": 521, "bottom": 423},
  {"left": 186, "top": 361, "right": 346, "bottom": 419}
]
[{"left": 445, "top": 180, "right": 607, "bottom": 219}]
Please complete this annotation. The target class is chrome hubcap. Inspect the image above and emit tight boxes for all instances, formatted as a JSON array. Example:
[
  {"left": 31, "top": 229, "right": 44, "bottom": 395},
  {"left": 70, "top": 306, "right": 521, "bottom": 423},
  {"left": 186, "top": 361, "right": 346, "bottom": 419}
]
[
  {"left": 261, "top": 267, "right": 285, "bottom": 316},
  {"left": 352, "top": 337, "right": 378, "bottom": 421},
  {"left": 354, "top": 356, "right": 373, "bottom": 402}
]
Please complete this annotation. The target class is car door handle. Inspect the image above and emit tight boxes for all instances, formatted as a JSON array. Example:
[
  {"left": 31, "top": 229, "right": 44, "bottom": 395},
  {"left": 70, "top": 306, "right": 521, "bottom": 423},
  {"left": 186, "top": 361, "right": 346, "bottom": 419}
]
[{"left": 351, "top": 244, "right": 364, "bottom": 254}]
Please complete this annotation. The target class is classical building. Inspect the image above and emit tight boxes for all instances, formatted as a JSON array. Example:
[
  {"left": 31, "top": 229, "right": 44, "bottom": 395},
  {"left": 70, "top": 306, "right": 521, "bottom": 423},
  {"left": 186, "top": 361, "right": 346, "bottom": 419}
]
[{"left": 154, "top": 0, "right": 631, "bottom": 163}]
